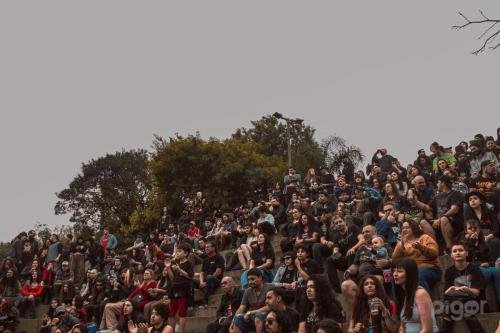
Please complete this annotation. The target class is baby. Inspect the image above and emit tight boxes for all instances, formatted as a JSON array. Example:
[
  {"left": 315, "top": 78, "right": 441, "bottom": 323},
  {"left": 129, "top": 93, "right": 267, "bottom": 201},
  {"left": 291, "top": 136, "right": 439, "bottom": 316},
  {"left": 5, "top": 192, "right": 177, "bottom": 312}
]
[{"left": 371, "top": 236, "right": 389, "bottom": 260}]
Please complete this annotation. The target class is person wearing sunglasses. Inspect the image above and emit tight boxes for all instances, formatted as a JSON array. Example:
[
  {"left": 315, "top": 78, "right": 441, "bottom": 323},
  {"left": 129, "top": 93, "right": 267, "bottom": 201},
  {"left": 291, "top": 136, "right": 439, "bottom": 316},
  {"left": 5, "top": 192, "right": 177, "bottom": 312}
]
[{"left": 264, "top": 310, "right": 291, "bottom": 333}]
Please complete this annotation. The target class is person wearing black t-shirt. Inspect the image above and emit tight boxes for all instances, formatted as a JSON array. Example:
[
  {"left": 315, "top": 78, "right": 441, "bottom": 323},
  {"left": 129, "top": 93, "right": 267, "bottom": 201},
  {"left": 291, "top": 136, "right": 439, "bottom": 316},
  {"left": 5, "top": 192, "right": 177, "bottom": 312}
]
[
  {"left": 431, "top": 175, "right": 463, "bottom": 251},
  {"left": 442, "top": 242, "right": 485, "bottom": 333},
  {"left": 194, "top": 241, "right": 225, "bottom": 307},
  {"left": 294, "top": 245, "right": 320, "bottom": 286},
  {"left": 166, "top": 243, "right": 193, "bottom": 333},
  {"left": 322, "top": 215, "right": 363, "bottom": 292}
]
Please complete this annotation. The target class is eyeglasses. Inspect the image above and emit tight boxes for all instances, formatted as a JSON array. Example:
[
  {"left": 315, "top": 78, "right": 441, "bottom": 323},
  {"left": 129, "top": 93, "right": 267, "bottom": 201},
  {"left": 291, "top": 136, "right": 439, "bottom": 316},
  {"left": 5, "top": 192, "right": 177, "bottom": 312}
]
[
  {"left": 220, "top": 281, "right": 229, "bottom": 285},
  {"left": 265, "top": 318, "right": 275, "bottom": 325},
  {"left": 283, "top": 257, "right": 292, "bottom": 260},
  {"left": 383, "top": 209, "right": 393, "bottom": 213}
]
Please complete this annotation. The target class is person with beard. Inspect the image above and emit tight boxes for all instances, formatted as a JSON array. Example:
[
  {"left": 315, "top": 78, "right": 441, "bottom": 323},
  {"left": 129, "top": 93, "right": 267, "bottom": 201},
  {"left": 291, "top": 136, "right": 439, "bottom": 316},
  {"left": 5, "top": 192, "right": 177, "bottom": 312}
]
[
  {"left": 321, "top": 214, "right": 363, "bottom": 293},
  {"left": 470, "top": 160, "right": 499, "bottom": 211},
  {"left": 264, "top": 288, "right": 299, "bottom": 332},
  {"left": 413, "top": 149, "right": 433, "bottom": 175},
  {"left": 230, "top": 268, "right": 273, "bottom": 333},
  {"left": 469, "top": 142, "right": 498, "bottom": 178}
]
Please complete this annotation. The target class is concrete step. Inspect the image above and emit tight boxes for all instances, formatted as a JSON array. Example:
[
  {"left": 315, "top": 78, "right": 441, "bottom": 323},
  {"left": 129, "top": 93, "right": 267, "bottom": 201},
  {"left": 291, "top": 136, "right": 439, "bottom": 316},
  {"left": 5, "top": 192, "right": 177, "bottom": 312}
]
[
  {"left": 17, "top": 318, "right": 41, "bottom": 333},
  {"left": 184, "top": 315, "right": 216, "bottom": 333},
  {"left": 187, "top": 305, "right": 218, "bottom": 317},
  {"left": 35, "top": 304, "right": 50, "bottom": 318}
]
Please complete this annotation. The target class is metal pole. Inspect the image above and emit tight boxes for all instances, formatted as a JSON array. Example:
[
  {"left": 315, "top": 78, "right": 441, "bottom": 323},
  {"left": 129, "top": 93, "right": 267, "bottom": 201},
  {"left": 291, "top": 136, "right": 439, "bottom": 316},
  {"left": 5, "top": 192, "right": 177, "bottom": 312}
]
[{"left": 287, "top": 122, "right": 292, "bottom": 168}]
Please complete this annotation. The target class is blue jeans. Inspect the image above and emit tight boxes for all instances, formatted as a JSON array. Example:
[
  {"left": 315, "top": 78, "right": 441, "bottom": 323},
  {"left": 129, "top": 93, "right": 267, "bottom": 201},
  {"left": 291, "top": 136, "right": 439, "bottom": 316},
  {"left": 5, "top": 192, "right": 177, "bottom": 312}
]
[
  {"left": 480, "top": 266, "right": 500, "bottom": 299},
  {"left": 418, "top": 267, "right": 441, "bottom": 292},
  {"left": 232, "top": 312, "right": 267, "bottom": 333}
]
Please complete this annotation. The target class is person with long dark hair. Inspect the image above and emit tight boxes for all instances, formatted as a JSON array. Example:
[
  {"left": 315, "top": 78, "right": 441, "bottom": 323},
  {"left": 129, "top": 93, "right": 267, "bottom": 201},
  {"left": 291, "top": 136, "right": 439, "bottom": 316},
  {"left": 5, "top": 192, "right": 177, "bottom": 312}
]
[
  {"left": 298, "top": 274, "right": 344, "bottom": 333},
  {"left": 115, "top": 299, "right": 147, "bottom": 333},
  {"left": 264, "top": 309, "right": 291, "bottom": 333},
  {"left": 392, "top": 219, "right": 441, "bottom": 292},
  {"left": 348, "top": 274, "right": 398, "bottom": 333},
  {"left": 246, "top": 233, "right": 275, "bottom": 284},
  {"left": 393, "top": 258, "right": 438, "bottom": 333},
  {"left": 464, "top": 191, "right": 499, "bottom": 247},
  {"left": 314, "top": 319, "right": 342, "bottom": 333}
]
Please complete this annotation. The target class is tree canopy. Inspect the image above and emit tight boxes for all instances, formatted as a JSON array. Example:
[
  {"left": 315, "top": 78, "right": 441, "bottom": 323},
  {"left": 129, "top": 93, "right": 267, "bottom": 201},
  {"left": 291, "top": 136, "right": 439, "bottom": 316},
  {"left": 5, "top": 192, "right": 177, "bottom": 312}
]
[
  {"left": 232, "top": 115, "right": 325, "bottom": 173},
  {"left": 54, "top": 115, "right": 362, "bottom": 238},
  {"left": 148, "top": 133, "right": 286, "bottom": 217},
  {"left": 54, "top": 149, "right": 150, "bottom": 234}
]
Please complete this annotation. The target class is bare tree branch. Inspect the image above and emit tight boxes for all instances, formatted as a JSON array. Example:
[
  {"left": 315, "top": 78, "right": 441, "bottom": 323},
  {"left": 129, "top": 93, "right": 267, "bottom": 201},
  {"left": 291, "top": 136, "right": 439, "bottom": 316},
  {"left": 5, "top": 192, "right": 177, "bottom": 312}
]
[
  {"left": 473, "top": 28, "right": 500, "bottom": 55},
  {"left": 453, "top": 10, "right": 500, "bottom": 54}
]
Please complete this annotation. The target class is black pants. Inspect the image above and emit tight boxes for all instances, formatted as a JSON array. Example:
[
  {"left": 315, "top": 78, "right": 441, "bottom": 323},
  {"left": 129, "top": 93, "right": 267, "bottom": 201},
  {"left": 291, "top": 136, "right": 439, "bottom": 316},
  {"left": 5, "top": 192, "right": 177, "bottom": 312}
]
[
  {"left": 206, "top": 317, "right": 231, "bottom": 333},
  {"left": 324, "top": 255, "right": 349, "bottom": 291}
]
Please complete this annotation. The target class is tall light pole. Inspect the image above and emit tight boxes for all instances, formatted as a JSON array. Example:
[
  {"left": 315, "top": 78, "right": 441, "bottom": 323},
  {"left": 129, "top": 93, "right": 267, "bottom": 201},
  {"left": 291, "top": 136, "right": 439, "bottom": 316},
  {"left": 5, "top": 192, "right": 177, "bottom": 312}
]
[{"left": 272, "top": 112, "right": 304, "bottom": 168}]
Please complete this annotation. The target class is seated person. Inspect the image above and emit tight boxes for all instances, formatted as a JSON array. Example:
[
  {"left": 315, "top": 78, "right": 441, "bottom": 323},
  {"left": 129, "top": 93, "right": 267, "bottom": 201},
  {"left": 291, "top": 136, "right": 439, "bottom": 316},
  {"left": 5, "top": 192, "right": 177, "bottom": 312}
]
[
  {"left": 442, "top": 242, "right": 486, "bottom": 333},
  {"left": 230, "top": 268, "right": 273, "bottom": 333},
  {"left": 392, "top": 219, "right": 441, "bottom": 292}
]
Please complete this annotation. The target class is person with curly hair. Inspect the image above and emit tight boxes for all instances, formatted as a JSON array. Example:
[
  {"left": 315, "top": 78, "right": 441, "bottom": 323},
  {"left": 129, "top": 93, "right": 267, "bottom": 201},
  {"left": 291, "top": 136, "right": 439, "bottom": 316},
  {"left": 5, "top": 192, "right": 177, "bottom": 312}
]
[{"left": 298, "top": 275, "right": 344, "bottom": 333}]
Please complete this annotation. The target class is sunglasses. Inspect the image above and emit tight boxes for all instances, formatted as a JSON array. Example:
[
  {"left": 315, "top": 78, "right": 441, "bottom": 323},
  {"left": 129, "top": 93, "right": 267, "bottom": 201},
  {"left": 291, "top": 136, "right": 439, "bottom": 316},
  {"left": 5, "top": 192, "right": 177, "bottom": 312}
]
[{"left": 266, "top": 318, "right": 275, "bottom": 325}]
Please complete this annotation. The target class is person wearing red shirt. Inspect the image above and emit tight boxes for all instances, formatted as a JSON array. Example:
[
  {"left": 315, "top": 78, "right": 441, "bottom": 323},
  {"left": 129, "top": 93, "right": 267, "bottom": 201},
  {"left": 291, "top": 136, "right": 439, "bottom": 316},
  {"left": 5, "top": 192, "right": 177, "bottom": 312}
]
[{"left": 20, "top": 270, "right": 44, "bottom": 318}]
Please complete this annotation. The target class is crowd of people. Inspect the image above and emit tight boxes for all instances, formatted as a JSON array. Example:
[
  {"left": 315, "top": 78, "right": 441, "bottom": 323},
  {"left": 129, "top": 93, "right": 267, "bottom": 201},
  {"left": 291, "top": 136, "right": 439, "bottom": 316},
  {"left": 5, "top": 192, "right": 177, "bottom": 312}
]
[{"left": 0, "top": 130, "right": 499, "bottom": 333}]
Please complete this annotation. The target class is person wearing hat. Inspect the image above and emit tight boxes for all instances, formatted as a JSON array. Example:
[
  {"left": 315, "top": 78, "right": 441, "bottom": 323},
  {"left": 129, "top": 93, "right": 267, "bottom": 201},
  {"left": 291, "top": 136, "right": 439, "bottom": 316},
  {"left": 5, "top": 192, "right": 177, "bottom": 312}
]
[
  {"left": 53, "top": 305, "right": 79, "bottom": 333},
  {"left": 230, "top": 268, "right": 272, "bottom": 333},
  {"left": 54, "top": 261, "right": 74, "bottom": 294},
  {"left": 431, "top": 175, "right": 464, "bottom": 252},
  {"left": 272, "top": 251, "right": 301, "bottom": 290}
]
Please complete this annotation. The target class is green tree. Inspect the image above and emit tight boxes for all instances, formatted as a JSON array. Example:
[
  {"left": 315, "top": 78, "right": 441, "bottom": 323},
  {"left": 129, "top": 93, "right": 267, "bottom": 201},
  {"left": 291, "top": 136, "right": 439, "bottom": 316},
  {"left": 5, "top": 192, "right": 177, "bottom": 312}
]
[
  {"left": 54, "top": 149, "right": 150, "bottom": 234},
  {"left": 232, "top": 115, "right": 325, "bottom": 174},
  {"left": 147, "top": 134, "right": 285, "bottom": 218},
  {"left": 321, "top": 135, "right": 365, "bottom": 174}
]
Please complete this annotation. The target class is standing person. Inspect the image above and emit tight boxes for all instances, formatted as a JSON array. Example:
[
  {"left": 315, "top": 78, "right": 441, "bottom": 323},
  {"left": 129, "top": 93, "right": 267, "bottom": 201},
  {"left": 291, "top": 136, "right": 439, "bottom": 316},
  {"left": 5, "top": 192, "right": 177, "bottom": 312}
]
[
  {"left": 371, "top": 148, "right": 396, "bottom": 174},
  {"left": 284, "top": 167, "right": 301, "bottom": 196},
  {"left": 348, "top": 275, "right": 399, "bottom": 333},
  {"left": 392, "top": 258, "right": 438, "bottom": 333},
  {"left": 46, "top": 234, "right": 63, "bottom": 265},
  {"left": 441, "top": 242, "right": 486, "bottom": 333},
  {"left": 297, "top": 275, "right": 344, "bottom": 333},
  {"left": 207, "top": 276, "right": 244, "bottom": 333},
  {"left": 100, "top": 228, "right": 118, "bottom": 254},
  {"left": 166, "top": 243, "right": 193, "bottom": 333}
]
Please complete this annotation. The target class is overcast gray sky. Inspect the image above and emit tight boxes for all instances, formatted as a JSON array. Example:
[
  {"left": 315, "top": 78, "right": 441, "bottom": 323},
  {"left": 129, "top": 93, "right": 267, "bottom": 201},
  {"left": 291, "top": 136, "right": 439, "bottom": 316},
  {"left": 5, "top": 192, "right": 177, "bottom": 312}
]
[{"left": 1, "top": 1, "right": 499, "bottom": 241}]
